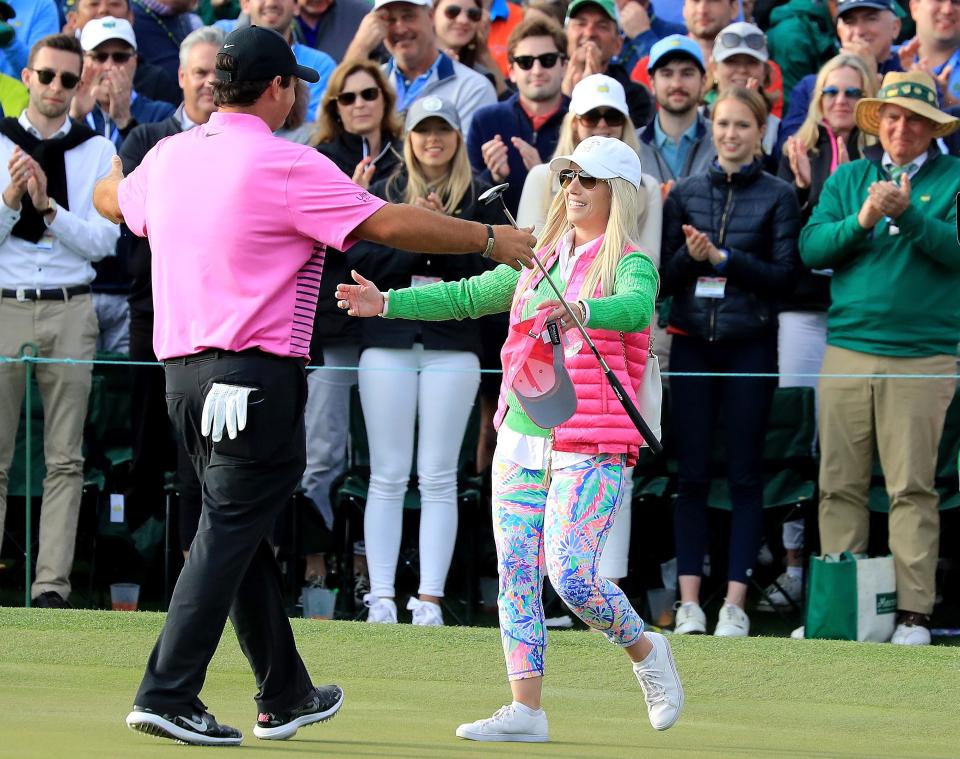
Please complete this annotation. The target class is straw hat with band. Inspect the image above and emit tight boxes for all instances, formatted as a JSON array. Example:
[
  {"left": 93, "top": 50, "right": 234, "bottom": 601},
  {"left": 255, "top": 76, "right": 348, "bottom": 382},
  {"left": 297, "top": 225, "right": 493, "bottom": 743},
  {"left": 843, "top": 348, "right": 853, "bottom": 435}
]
[{"left": 855, "top": 71, "right": 960, "bottom": 139}]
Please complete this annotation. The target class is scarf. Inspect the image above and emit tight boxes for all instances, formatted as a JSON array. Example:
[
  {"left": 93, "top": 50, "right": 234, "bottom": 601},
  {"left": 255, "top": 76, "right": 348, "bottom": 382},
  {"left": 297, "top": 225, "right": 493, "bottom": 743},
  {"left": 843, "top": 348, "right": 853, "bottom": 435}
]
[{"left": 0, "top": 117, "right": 97, "bottom": 243}]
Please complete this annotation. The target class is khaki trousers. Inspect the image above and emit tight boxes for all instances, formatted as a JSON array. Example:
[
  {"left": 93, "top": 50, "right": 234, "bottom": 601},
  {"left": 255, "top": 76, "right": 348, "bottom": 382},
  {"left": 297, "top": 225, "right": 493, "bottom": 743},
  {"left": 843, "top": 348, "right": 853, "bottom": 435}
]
[
  {"left": 0, "top": 293, "right": 98, "bottom": 600},
  {"left": 818, "top": 345, "right": 956, "bottom": 614}
]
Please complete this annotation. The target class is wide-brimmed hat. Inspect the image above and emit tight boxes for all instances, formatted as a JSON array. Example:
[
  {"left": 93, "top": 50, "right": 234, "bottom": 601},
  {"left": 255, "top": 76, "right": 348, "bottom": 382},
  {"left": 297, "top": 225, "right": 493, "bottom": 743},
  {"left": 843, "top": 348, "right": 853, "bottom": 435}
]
[{"left": 855, "top": 71, "right": 960, "bottom": 138}]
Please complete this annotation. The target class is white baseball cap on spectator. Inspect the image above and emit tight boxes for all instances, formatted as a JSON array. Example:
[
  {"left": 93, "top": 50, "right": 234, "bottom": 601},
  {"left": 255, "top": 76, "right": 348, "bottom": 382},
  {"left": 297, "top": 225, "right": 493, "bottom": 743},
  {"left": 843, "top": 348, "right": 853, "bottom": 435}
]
[
  {"left": 568, "top": 73, "right": 628, "bottom": 118},
  {"left": 373, "top": 0, "right": 431, "bottom": 8},
  {"left": 712, "top": 22, "right": 768, "bottom": 64},
  {"left": 80, "top": 15, "right": 138, "bottom": 52},
  {"left": 549, "top": 135, "right": 642, "bottom": 190}
]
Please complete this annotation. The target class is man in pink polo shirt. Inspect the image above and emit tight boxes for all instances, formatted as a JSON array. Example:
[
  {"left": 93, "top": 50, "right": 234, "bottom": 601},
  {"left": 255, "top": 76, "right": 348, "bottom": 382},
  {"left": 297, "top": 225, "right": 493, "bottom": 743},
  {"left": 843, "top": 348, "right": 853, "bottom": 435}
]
[{"left": 93, "top": 25, "right": 535, "bottom": 748}]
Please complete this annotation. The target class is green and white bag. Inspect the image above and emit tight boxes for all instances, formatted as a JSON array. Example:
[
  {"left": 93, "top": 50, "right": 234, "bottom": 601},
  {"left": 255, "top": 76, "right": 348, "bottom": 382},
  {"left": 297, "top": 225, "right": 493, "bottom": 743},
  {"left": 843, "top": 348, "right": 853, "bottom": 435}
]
[{"left": 804, "top": 552, "right": 897, "bottom": 642}]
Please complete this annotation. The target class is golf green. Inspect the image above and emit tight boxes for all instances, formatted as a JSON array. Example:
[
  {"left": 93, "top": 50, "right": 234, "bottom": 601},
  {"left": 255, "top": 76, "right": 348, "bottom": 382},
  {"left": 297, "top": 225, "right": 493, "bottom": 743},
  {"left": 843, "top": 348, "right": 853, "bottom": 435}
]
[{"left": 2, "top": 608, "right": 959, "bottom": 758}]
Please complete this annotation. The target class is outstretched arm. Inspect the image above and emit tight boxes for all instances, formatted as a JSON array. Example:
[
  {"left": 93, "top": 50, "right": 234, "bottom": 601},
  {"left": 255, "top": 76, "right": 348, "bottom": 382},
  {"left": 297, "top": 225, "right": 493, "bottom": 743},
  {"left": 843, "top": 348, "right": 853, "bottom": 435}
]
[{"left": 93, "top": 155, "right": 125, "bottom": 225}]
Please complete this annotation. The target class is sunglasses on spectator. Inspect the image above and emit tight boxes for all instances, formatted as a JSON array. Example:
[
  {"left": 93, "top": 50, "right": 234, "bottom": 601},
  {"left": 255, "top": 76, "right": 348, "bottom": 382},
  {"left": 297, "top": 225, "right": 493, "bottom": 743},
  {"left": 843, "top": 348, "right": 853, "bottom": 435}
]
[
  {"left": 29, "top": 68, "right": 80, "bottom": 89},
  {"left": 87, "top": 51, "right": 135, "bottom": 64},
  {"left": 335, "top": 87, "right": 381, "bottom": 106},
  {"left": 558, "top": 169, "right": 604, "bottom": 190},
  {"left": 509, "top": 52, "right": 565, "bottom": 70},
  {"left": 442, "top": 4, "right": 482, "bottom": 21},
  {"left": 718, "top": 32, "right": 766, "bottom": 51},
  {"left": 578, "top": 108, "right": 626, "bottom": 127},
  {"left": 821, "top": 86, "right": 864, "bottom": 100}
]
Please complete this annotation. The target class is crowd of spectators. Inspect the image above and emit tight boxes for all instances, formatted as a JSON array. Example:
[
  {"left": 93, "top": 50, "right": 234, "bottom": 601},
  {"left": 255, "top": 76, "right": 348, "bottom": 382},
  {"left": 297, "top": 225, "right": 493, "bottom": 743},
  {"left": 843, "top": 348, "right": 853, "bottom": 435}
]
[{"left": 1, "top": 0, "right": 959, "bottom": 648}]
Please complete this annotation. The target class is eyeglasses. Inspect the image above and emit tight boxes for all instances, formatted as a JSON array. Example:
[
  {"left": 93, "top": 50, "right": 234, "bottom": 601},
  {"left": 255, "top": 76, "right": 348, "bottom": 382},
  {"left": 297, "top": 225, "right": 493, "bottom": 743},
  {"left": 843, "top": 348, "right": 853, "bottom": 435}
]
[
  {"left": 577, "top": 108, "right": 626, "bottom": 127},
  {"left": 509, "top": 52, "right": 565, "bottom": 70},
  {"left": 87, "top": 51, "right": 135, "bottom": 64},
  {"left": 441, "top": 4, "right": 482, "bottom": 21},
  {"left": 335, "top": 87, "right": 381, "bottom": 106},
  {"left": 821, "top": 86, "right": 864, "bottom": 100},
  {"left": 558, "top": 169, "right": 605, "bottom": 190},
  {"left": 718, "top": 31, "right": 766, "bottom": 52},
  {"left": 28, "top": 68, "right": 80, "bottom": 89}
]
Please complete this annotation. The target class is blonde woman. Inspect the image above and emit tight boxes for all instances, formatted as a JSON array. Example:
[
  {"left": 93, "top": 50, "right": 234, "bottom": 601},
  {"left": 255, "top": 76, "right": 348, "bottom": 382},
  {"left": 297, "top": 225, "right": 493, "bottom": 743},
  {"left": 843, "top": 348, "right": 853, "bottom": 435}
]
[
  {"left": 337, "top": 136, "right": 682, "bottom": 743},
  {"left": 761, "top": 53, "right": 878, "bottom": 612},
  {"left": 352, "top": 96, "right": 505, "bottom": 627}
]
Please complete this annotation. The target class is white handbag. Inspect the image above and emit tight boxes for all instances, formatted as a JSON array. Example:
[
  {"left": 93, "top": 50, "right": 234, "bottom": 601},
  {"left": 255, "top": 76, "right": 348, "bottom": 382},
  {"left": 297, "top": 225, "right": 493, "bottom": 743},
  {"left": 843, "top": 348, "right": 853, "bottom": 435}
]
[{"left": 639, "top": 347, "right": 662, "bottom": 447}]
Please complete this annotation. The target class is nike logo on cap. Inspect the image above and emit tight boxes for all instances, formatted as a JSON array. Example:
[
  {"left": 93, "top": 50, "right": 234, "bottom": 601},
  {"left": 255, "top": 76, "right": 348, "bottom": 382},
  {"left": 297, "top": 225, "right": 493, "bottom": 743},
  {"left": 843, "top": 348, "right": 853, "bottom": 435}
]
[{"left": 223, "top": 43, "right": 235, "bottom": 48}]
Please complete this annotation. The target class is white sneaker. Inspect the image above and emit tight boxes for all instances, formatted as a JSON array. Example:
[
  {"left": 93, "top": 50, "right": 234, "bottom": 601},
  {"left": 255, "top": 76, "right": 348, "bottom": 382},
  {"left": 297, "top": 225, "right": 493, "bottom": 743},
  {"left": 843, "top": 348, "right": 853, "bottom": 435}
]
[
  {"left": 891, "top": 623, "right": 931, "bottom": 646},
  {"left": 456, "top": 703, "right": 549, "bottom": 742},
  {"left": 407, "top": 597, "right": 443, "bottom": 626},
  {"left": 790, "top": 625, "right": 805, "bottom": 640},
  {"left": 363, "top": 594, "right": 397, "bottom": 624},
  {"left": 633, "top": 632, "right": 684, "bottom": 731},
  {"left": 673, "top": 602, "right": 706, "bottom": 634},
  {"left": 756, "top": 572, "right": 803, "bottom": 612},
  {"left": 714, "top": 602, "right": 750, "bottom": 637}
]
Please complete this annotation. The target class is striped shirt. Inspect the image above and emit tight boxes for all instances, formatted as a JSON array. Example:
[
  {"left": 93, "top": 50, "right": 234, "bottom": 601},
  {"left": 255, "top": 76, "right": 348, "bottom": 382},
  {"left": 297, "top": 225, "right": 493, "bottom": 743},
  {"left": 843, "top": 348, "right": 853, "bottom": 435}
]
[{"left": 118, "top": 111, "right": 386, "bottom": 360}]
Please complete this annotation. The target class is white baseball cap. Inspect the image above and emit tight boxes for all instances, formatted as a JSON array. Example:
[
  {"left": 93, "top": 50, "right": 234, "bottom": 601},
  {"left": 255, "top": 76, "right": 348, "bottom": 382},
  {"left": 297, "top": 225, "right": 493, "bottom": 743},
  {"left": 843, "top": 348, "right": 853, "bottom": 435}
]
[
  {"left": 80, "top": 16, "right": 137, "bottom": 52},
  {"left": 712, "top": 21, "right": 768, "bottom": 63},
  {"left": 568, "top": 73, "right": 629, "bottom": 118},
  {"left": 549, "top": 136, "right": 642, "bottom": 190},
  {"left": 373, "top": 0, "right": 431, "bottom": 9}
]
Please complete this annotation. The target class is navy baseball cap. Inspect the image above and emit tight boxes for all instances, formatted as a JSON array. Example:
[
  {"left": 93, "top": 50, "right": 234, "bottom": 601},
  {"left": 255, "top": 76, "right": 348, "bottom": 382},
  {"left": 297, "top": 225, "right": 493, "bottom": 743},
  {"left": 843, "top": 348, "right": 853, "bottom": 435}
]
[
  {"left": 215, "top": 26, "right": 319, "bottom": 84},
  {"left": 837, "top": 0, "right": 903, "bottom": 17},
  {"left": 648, "top": 34, "right": 705, "bottom": 73}
]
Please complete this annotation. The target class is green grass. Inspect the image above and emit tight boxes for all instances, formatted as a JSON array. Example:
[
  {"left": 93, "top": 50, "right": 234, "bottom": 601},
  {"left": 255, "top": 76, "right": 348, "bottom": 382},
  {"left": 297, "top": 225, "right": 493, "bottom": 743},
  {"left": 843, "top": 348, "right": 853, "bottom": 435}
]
[{"left": 2, "top": 608, "right": 960, "bottom": 759}]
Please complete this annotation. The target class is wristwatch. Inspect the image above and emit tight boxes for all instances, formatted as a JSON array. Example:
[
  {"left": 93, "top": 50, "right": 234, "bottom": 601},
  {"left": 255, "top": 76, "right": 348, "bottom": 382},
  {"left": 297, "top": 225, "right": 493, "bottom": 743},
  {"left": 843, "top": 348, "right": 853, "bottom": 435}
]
[
  {"left": 481, "top": 224, "right": 495, "bottom": 258},
  {"left": 41, "top": 198, "right": 56, "bottom": 218}
]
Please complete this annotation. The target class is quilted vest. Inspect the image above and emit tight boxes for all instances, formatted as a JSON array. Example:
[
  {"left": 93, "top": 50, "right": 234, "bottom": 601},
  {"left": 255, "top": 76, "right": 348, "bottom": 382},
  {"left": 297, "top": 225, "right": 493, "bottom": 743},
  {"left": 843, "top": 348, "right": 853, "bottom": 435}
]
[{"left": 494, "top": 235, "right": 651, "bottom": 466}]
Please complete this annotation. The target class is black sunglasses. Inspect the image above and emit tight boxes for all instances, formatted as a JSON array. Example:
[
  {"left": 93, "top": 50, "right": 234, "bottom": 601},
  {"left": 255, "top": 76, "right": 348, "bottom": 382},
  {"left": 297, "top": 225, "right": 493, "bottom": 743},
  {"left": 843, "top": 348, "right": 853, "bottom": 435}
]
[
  {"left": 558, "top": 169, "right": 604, "bottom": 190},
  {"left": 509, "top": 52, "right": 565, "bottom": 70},
  {"left": 821, "top": 86, "right": 864, "bottom": 100},
  {"left": 335, "top": 87, "right": 381, "bottom": 106},
  {"left": 29, "top": 68, "right": 80, "bottom": 89},
  {"left": 718, "top": 31, "right": 766, "bottom": 52},
  {"left": 578, "top": 107, "right": 626, "bottom": 127},
  {"left": 442, "top": 4, "right": 482, "bottom": 21},
  {"left": 87, "top": 51, "right": 135, "bottom": 64}
]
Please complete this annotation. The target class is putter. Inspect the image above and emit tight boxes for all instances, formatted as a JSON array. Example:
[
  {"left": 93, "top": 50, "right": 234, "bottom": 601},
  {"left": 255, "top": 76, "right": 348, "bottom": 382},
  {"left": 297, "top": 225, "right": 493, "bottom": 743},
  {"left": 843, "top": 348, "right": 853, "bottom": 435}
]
[{"left": 479, "top": 183, "right": 663, "bottom": 455}]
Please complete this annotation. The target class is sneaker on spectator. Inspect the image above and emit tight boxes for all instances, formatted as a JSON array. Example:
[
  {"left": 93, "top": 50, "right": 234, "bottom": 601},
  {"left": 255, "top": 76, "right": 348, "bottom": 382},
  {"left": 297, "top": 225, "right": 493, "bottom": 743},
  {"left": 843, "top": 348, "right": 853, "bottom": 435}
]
[
  {"left": 363, "top": 593, "right": 397, "bottom": 623},
  {"left": 254, "top": 685, "right": 344, "bottom": 740},
  {"left": 756, "top": 572, "right": 803, "bottom": 612},
  {"left": 407, "top": 597, "right": 443, "bottom": 626},
  {"left": 33, "top": 590, "right": 70, "bottom": 609},
  {"left": 126, "top": 706, "right": 242, "bottom": 746},
  {"left": 673, "top": 602, "right": 706, "bottom": 634},
  {"left": 456, "top": 703, "right": 549, "bottom": 742},
  {"left": 891, "top": 612, "right": 932, "bottom": 646},
  {"left": 633, "top": 632, "right": 684, "bottom": 730},
  {"left": 714, "top": 602, "right": 750, "bottom": 637}
]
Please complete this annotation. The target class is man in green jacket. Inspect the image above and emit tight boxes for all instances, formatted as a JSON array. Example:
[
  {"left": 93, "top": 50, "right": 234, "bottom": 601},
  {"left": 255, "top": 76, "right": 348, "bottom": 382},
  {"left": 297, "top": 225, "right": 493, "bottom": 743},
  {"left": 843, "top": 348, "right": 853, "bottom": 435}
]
[{"left": 800, "top": 71, "right": 960, "bottom": 647}]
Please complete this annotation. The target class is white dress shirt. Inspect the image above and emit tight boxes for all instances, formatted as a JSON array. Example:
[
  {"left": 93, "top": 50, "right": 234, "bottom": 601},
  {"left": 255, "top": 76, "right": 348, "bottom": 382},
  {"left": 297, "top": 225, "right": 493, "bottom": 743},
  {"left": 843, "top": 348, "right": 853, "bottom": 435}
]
[{"left": 0, "top": 112, "right": 119, "bottom": 289}]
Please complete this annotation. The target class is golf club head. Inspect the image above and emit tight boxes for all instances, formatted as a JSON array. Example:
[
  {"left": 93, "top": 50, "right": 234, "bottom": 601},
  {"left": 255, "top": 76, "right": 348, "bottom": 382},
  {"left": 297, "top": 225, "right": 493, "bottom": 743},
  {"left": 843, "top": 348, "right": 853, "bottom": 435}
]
[{"left": 479, "top": 183, "right": 510, "bottom": 206}]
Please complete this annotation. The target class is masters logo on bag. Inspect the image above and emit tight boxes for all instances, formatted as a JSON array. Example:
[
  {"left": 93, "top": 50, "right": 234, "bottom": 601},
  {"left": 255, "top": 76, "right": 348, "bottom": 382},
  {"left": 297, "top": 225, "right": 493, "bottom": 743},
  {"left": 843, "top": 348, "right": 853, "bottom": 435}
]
[{"left": 876, "top": 592, "right": 897, "bottom": 616}]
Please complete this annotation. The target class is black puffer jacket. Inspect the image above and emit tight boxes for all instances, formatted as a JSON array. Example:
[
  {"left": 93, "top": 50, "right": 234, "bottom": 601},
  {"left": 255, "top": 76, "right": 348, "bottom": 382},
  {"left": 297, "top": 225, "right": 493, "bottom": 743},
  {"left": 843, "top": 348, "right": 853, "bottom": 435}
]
[
  {"left": 310, "top": 131, "right": 402, "bottom": 355},
  {"left": 350, "top": 170, "right": 506, "bottom": 355},
  {"left": 776, "top": 125, "right": 864, "bottom": 312},
  {"left": 661, "top": 159, "right": 801, "bottom": 342}
]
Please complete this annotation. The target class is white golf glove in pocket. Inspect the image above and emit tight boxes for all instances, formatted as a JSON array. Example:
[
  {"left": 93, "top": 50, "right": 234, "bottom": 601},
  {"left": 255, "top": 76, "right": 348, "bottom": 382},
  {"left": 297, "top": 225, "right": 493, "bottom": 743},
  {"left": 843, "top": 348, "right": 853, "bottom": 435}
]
[{"left": 200, "top": 383, "right": 255, "bottom": 442}]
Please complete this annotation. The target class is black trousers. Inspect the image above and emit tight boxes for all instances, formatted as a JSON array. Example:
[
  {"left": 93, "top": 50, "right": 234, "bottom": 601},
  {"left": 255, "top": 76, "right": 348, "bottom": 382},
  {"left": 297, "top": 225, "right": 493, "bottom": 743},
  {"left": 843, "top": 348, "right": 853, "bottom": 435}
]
[
  {"left": 670, "top": 333, "right": 777, "bottom": 585},
  {"left": 127, "top": 314, "right": 201, "bottom": 545},
  {"left": 134, "top": 351, "right": 313, "bottom": 715}
]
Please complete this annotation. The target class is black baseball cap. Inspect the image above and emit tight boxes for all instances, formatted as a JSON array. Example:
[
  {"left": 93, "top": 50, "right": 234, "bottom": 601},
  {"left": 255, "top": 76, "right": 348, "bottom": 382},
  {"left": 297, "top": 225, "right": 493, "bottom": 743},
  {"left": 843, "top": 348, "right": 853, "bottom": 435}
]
[
  {"left": 0, "top": 1, "right": 16, "bottom": 21},
  {"left": 837, "top": 0, "right": 903, "bottom": 17},
  {"left": 215, "top": 26, "right": 320, "bottom": 84}
]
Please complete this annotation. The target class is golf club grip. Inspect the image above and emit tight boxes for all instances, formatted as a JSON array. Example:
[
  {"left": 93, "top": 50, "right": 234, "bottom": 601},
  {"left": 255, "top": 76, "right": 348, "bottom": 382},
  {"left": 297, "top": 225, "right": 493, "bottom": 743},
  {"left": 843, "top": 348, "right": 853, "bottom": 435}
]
[{"left": 603, "top": 366, "right": 664, "bottom": 456}]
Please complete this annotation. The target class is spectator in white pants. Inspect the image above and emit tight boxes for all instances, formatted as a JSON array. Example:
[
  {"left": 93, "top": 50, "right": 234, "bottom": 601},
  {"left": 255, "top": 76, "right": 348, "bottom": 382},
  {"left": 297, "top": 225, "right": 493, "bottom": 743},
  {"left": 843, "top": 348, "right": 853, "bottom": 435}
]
[{"left": 350, "top": 96, "right": 506, "bottom": 625}]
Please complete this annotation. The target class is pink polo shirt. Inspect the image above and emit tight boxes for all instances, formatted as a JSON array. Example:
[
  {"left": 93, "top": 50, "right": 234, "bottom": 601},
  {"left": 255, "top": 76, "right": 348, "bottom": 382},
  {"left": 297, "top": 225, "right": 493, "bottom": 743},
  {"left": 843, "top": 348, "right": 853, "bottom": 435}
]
[{"left": 118, "top": 111, "right": 386, "bottom": 361}]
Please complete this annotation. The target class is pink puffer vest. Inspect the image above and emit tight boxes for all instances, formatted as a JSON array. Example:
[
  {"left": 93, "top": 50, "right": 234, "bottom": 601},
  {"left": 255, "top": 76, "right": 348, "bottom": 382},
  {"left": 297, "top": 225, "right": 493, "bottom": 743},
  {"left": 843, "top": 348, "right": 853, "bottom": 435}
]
[{"left": 494, "top": 235, "right": 651, "bottom": 466}]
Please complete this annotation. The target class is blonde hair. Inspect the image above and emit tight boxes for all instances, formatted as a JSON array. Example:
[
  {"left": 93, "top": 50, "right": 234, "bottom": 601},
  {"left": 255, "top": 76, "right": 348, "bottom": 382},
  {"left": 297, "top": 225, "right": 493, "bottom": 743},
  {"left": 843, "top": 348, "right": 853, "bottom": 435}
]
[
  {"left": 514, "top": 177, "right": 647, "bottom": 307},
  {"left": 795, "top": 54, "right": 878, "bottom": 154},
  {"left": 552, "top": 111, "right": 641, "bottom": 159},
  {"left": 389, "top": 122, "right": 474, "bottom": 214}
]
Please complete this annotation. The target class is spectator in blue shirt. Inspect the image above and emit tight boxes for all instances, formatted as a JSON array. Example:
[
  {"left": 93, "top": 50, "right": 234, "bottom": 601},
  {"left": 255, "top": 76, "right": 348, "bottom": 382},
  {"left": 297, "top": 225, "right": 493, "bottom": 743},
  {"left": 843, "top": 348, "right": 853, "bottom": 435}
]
[
  {"left": 895, "top": 0, "right": 960, "bottom": 106},
  {"left": 617, "top": 0, "right": 687, "bottom": 75},
  {"left": 0, "top": 0, "right": 59, "bottom": 77},
  {"left": 467, "top": 15, "right": 570, "bottom": 215},
  {"left": 294, "top": 0, "right": 369, "bottom": 61}
]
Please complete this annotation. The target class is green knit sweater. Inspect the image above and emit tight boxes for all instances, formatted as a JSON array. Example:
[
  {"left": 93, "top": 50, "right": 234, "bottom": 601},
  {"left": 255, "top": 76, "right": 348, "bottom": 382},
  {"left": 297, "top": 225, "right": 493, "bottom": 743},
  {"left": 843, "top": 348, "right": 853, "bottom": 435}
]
[
  {"left": 800, "top": 150, "right": 960, "bottom": 357},
  {"left": 385, "top": 252, "right": 659, "bottom": 436}
]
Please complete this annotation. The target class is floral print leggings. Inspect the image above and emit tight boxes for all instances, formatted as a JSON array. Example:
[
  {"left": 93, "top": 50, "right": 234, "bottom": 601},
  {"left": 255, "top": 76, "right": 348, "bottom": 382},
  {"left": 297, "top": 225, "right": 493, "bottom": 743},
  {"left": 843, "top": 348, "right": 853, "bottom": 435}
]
[{"left": 492, "top": 452, "right": 645, "bottom": 680}]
